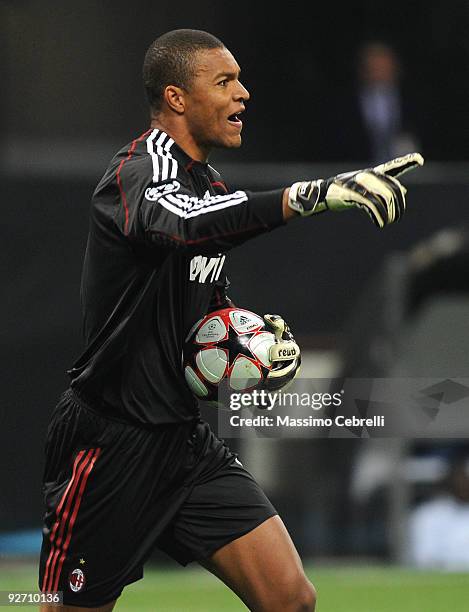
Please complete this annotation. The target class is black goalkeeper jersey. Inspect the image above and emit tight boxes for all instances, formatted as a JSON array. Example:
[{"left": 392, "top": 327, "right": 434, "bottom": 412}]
[{"left": 68, "top": 128, "right": 285, "bottom": 425}]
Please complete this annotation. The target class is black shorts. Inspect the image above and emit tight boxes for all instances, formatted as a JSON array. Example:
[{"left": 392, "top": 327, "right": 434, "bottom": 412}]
[{"left": 38, "top": 389, "right": 277, "bottom": 607}]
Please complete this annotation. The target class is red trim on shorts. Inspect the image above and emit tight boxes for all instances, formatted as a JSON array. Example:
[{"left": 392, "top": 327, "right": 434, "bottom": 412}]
[
  {"left": 116, "top": 130, "right": 152, "bottom": 235},
  {"left": 42, "top": 450, "right": 87, "bottom": 592},
  {"left": 42, "top": 448, "right": 101, "bottom": 593},
  {"left": 52, "top": 448, "right": 101, "bottom": 592}
]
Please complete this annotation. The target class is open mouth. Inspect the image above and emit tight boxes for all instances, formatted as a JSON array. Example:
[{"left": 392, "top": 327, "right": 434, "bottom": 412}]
[{"left": 228, "top": 110, "right": 244, "bottom": 126}]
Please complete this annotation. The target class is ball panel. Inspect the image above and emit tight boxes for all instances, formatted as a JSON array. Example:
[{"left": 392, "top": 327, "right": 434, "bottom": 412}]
[
  {"left": 248, "top": 331, "right": 276, "bottom": 367},
  {"left": 196, "top": 347, "right": 228, "bottom": 383},
  {"left": 229, "top": 354, "right": 262, "bottom": 390},
  {"left": 184, "top": 365, "right": 209, "bottom": 397},
  {"left": 229, "top": 309, "right": 264, "bottom": 335},
  {"left": 195, "top": 316, "right": 228, "bottom": 344}
]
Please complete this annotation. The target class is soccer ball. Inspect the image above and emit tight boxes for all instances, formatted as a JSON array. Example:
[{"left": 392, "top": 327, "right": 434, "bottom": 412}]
[{"left": 183, "top": 307, "right": 300, "bottom": 402}]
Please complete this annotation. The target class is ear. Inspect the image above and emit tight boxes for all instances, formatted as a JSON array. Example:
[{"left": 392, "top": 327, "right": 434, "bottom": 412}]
[{"left": 164, "top": 85, "right": 185, "bottom": 114}]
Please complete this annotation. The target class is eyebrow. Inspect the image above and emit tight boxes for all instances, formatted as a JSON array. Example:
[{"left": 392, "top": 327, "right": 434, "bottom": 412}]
[{"left": 213, "top": 69, "right": 241, "bottom": 80}]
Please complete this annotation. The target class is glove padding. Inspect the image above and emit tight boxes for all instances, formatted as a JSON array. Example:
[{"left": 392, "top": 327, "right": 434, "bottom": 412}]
[
  {"left": 288, "top": 152, "right": 424, "bottom": 228},
  {"left": 263, "top": 314, "right": 301, "bottom": 391}
]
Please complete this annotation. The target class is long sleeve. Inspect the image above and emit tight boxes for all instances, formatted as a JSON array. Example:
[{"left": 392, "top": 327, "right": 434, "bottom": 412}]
[{"left": 114, "top": 174, "right": 285, "bottom": 256}]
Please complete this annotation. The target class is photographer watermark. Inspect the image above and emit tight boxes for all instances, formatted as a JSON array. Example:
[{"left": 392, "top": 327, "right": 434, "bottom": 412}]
[{"left": 215, "top": 377, "right": 469, "bottom": 438}]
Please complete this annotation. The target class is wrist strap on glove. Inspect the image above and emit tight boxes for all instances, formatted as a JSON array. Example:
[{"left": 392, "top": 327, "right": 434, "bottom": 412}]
[
  {"left": 288, "top": 179, "right": 331, "bottom": 216},
  {"left": 263, "top": 314, "right": 301, "bottom": 382}
]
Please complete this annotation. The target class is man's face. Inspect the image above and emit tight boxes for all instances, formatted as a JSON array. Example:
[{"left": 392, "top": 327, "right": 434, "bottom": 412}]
[{"left": 182, "top": 47, "right": 250, "bottom": 151}]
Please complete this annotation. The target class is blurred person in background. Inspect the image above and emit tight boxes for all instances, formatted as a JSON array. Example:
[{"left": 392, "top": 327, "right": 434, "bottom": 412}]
[
  {"left": 408, "top": 451, "right": 469, "bottom": 570},
  {"left": 331, "top": 41, "right": 421, "bottom": 164}
]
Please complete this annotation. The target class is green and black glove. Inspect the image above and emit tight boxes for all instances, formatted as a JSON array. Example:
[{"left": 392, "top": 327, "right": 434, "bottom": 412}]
[{"left": 288, "top": 152, "right": 424, "bottom": 228}]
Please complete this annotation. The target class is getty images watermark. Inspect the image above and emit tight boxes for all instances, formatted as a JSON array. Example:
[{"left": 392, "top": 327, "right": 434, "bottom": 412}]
[
  {"left": 215, "top": 378, "right": 469, "bottom": 438},
  {"left": 228, "top": 388, "right": 383, "bottom": 430}
]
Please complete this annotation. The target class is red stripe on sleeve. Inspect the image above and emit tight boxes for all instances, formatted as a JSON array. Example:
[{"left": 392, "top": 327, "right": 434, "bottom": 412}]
[
  {"left": 211, "top": 181, "right": 228, "bottom": 193},
  {"left": 116, "top": 130, "right": 152, "bottom": 235}
]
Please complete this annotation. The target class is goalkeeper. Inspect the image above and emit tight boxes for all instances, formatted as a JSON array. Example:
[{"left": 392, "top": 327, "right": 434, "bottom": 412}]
[{"left": 39, "top": 28, "right": 423, "bottom": 612}]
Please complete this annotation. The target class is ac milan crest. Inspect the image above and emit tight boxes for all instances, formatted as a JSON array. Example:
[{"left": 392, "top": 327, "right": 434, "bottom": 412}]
[{"left": 69, "top": 567, "right": 86, "bottom": 592}]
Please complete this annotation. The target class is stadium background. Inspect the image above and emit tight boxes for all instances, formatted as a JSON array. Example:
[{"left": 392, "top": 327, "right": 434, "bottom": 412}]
[{"left": 2, "top": 1, "right": 469, "bottom": 610}]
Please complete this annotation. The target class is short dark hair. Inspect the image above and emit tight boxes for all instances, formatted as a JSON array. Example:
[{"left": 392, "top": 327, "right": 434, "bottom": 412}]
[{"left": 143, "top": 29, "right": 225, "bottom": 113}]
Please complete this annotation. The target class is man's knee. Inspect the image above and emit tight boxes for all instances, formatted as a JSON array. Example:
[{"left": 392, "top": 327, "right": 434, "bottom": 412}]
[
  {"left": 295, "top": 577, "right": 316, "bottom": 611},
  {"left": 265, "top": 575, "right": 316, "bottom": 612}
]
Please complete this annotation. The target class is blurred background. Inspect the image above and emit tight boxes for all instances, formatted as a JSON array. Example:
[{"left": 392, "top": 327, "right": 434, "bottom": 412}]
[{"left": 2, "top": 0, "right": 469, "bottom": 608}]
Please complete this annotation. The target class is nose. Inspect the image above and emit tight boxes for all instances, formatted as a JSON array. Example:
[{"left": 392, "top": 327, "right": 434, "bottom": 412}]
[{"left": 235, "top": 80, "right": 250, "bottom": 102}]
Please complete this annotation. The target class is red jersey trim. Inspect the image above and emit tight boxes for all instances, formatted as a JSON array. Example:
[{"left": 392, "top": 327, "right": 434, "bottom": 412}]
[{"left": 116, "top": 130, "right": 152, "bottom": 235}]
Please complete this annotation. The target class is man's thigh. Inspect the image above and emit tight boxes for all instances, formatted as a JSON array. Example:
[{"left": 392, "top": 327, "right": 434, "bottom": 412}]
[
  {"left": 156, "top": 423, "right": 315, "bottom": 610},
  {"left": 201, "top": 515, "right": 316, "bottom": 612}
]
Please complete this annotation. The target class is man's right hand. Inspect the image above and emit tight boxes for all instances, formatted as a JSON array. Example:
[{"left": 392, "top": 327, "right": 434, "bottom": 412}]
[{"left": 287, "top": 152, "right": 424, "bottom": 228}]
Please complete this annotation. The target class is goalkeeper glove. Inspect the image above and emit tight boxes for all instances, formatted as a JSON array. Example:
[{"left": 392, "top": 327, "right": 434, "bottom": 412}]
[
  {"left": 288, "top": 152, "right": 424, "bottom": 228},
  {"left": 263, "top": 314, "right": 301, "bottom": 391}
]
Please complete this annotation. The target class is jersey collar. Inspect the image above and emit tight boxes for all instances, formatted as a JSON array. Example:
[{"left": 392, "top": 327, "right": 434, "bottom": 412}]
[{"left": 148, "top": 128, "right": 209, "bottom": 172}]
